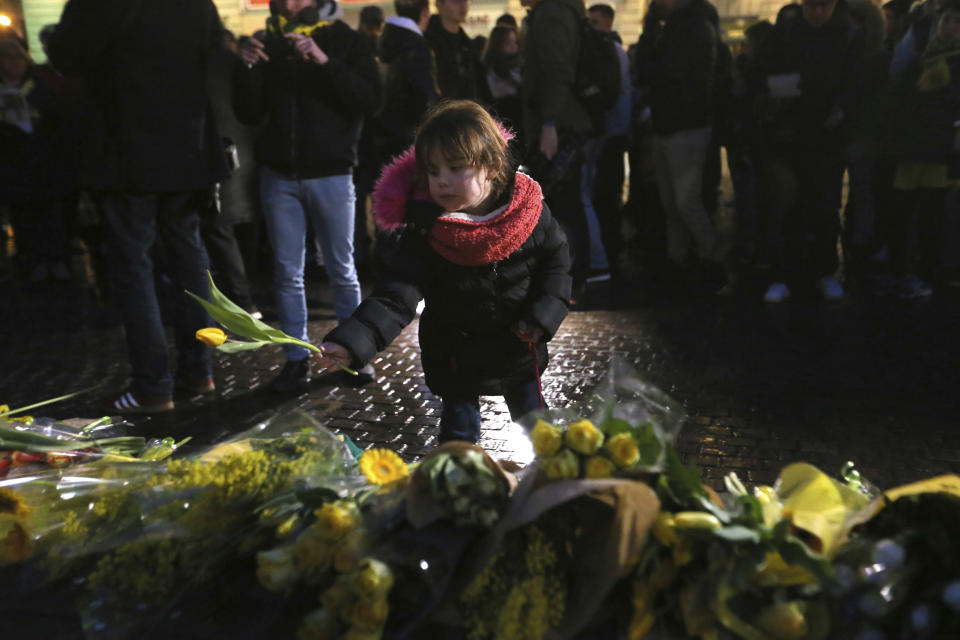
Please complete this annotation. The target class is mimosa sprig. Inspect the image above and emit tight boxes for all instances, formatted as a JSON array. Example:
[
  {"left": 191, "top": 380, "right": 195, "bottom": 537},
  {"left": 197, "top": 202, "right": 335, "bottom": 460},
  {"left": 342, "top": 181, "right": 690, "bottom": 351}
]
[{"left": 187, "top": 272, "right": 356, "bottom": 375}]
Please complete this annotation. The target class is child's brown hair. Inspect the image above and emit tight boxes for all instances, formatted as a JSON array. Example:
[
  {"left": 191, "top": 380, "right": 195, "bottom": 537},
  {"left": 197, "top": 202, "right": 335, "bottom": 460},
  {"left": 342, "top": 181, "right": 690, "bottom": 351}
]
[{"left": 414, "top": 100, "right": 513, "bottom": 197}]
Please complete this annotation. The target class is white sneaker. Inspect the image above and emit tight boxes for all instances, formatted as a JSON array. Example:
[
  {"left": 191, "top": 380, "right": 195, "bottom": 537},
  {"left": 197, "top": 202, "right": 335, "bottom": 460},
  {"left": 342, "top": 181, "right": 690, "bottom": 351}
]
[
  {"left": 763, "top": 282, "right": 791, "bottom": 303},
  {"left": 818, "top": 275, "right": 844, "bottom": 301}
]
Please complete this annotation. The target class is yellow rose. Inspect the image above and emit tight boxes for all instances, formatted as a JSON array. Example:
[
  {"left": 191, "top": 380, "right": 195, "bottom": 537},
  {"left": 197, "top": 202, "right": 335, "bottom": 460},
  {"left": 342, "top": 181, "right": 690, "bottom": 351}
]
[
  {"left": 345, "top": 596, "right": 389, "bottom": 631},
  {"left": 530, "top": 419, "right": 563, "bottom": 457},
  {"left": 564, "top": 419, "right": 603, "bottom": 456},
  {"left": 540, "top": 449, "right": 580, "bottom": 480},
  {"left": 606, "top": 432, "right": 640, "bottom": 468},
  {"left": 295, "top": 528, "right": 334, "bottom": 574},
  {"left": 297, "top": 608, "right": 341, "bottom": 640},
  {"left": 256, "top": 546, "right": 300, "bottom": 592},
  {"left": 333, "top": 529, "right": 366, "bottom": 573},
  {"left": 351, "top": 558, "right": 394, "bottom": 598},
  {"left": 584, "top": 456, "right": 615, "bottom": 478},
  {"left": 314, "top": 500, "right": 361, "bottom": 541},
  {"left": 195, "top": 327, "right": 227, "bottom": 347}
]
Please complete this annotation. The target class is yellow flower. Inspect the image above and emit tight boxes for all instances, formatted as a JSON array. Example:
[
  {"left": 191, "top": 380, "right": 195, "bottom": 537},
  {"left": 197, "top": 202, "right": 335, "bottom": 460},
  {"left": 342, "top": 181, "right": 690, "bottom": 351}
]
[
  {"left": 540, "top": 449, "right": 580, "bottom": 480},
  {"left": 606, "top": 432, "right": 640, "bottom": 468},
  {"left": 256, "top": 545, "right": 301, "bottom": 592},
  {"left": 652, "top": 512, "right": 678, "bottom": 547},
  {"left": 0, "top": 516, "right": 32, "bottom": 565},
  {"left": 295, "top": 528, "right": 335, "bottom": 574},
  {"left": 0, "top": 488, "right": 30, "bottom": 518},
  {"left": 530, "top": 419, "right": 563, "bottom": 456},
  {"left": 357, "top": 448, "right": 409, "bottom": 486},
  {"left": 297, "top": 608, "right": 341, "bottom": 640},
  {"left": 564, "top": 419, "right": 603, "bottom": 456},
  {"left": 195, "top": 327, "right": 227, "bottom": 346},
  {"left": 321, "top": 577, "right": 351, "bottom": 609},
  {"left": 314, "top": 500, "right": 361, "bottom": 541},
  {"left": 351, "top": 558, "right": 394, "bottom": 598},
  {"left": 755, "top": 601, "right": 808, "bottom": 639},
  {"left": 345, "top": 596, "right": 389, "bottom": 631},
  {"left": 333, "top": 529, "right": 366, "bottom": 573},
  {"left": 584, "top": 455, "right": 615, "bottom": 478}
]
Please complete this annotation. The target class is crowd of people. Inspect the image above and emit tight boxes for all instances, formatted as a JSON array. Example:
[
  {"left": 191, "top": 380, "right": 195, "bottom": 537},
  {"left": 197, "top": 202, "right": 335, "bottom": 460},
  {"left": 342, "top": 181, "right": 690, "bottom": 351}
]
[{"left": 1, "top": 0, "right": 959, "bottom": 419}]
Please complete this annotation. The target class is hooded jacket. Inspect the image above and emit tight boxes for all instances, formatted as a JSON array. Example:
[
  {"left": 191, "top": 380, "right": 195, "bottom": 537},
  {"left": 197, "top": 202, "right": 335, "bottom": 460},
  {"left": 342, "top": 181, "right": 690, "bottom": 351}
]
[
  {"left": 233, "top": 4, "right": 380, "bottom": 178},
  {"left": 324, "top": 142, "right": 572, "bottom": 397},
  {"left": 374, "top": 20, "right": 439, "bottom": 158}
]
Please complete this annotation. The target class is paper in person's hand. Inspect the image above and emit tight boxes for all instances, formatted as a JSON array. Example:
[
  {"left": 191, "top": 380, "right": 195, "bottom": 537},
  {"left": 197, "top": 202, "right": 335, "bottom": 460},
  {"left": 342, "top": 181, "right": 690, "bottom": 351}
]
[{"left": 767, "top": 73, "right": 802, "bottom": 99}]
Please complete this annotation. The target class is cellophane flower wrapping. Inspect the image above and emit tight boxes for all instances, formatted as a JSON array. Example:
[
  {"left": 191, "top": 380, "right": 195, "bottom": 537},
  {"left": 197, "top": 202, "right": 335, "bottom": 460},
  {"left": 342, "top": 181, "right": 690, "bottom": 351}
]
[{"left": 1, "top": 410, "right": 359, "bottom": 639}]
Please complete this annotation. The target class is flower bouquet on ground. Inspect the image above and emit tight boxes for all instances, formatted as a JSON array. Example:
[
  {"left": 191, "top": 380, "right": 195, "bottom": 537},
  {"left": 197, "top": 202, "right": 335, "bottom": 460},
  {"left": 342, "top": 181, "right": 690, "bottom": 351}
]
[{"left": 0, "top": 410, "right": 357, "bottom": 639}]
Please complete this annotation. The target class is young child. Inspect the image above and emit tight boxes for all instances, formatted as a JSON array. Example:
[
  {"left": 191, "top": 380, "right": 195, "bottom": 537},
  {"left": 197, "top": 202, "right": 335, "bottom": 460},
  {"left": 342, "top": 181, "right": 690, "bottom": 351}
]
[{"left": 317, "top": 100, "right": 572, "bottom": 444}]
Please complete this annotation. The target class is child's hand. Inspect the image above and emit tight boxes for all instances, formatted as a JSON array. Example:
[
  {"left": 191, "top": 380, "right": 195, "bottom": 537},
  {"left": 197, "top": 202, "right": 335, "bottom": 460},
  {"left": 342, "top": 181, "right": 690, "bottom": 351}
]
[
  {"left": 316, "top": 342, "right": 352, "bottom": 372},
  {"left": 513, "top": 321, "right": 543, "bottom": 343}
]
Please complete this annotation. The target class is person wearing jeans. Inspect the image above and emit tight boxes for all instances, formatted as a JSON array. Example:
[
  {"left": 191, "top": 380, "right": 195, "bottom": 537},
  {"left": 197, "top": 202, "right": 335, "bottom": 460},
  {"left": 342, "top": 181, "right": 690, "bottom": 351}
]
[
  {"left": 440, "top": 378, "right": 545, "bottom": 443},
  {"left": 48, "top": 0, "right": 228, "bottom": 413},
  {"left": 234, "top": 0, "right": 380, "bottom": 392},
  {"left": 260, "top": 167, "right": 362, "bottom": 360}
]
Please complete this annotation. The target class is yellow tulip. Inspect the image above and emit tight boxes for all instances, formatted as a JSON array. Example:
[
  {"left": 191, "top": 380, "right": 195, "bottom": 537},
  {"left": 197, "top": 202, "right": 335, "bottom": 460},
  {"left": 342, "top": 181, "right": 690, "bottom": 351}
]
[
  {"left": 584, "top": 455, "right": 616, "bottom": 478},
  {"left": 540, "top": 449, "right": 580, "bottom": 480},
  {"left": 195, "top": 327, "right": 227, "bottom": 346},
  {"left": 606, "top": 432, "right": 641, "bottom": 468},
  {"left": 755, "top": 601, "right": 808, "bottom": 639},
  {"left": 674, "top": 512, "right": 722, "bottom": 531},
  {"left": 564, "top": 419, "right": 603, "bottom": 456},
  {"left": 652, "top": 512, "right": 679, "bottom": 547},
  {"left": 530, "top": 419, "right": 563, "bottom": 456}
]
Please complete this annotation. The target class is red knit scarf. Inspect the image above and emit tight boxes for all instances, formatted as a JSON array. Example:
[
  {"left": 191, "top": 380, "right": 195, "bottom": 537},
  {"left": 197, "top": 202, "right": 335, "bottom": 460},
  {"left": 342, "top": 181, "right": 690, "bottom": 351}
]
[{"left": 427, "top": 172, "right": 543, "bottom": 266}]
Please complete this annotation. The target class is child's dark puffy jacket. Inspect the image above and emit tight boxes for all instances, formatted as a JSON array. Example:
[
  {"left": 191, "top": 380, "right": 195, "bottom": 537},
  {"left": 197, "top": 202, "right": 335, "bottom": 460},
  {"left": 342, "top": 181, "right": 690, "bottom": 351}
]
[{"left": 325, "top": 150, "right": 571, "bottom": 397}]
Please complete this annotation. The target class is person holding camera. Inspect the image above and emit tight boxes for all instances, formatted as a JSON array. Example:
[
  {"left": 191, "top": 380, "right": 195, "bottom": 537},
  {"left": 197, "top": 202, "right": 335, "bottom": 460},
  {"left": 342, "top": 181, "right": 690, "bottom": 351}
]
[{"left": 234, "top": 0, "right": 381, "bottom": 392}]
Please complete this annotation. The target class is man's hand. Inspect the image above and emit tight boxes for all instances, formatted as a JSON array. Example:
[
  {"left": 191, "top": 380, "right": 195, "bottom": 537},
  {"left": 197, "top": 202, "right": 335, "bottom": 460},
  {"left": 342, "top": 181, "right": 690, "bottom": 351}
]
[
  {"left": 239, "top": 36, "right": 269, "bottom": 66},
  {"left": 539, "top": 123, "right": 558, "bottom": 160},
  {"left": 513, "top": 320, "right": 544, "bottom": 343},
  {"left": 316, "top": 342, "right": 351, "bottom": 372},
  {"left": 285, "top": 33, "right": 328, "bottom": 64}
]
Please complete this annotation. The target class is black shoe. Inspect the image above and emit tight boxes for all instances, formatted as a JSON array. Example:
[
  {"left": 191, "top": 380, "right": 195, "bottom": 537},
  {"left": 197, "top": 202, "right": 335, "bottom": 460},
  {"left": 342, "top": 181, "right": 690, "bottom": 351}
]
[{"left": 269, "top": 359, "right": 311, "bottom": 393}]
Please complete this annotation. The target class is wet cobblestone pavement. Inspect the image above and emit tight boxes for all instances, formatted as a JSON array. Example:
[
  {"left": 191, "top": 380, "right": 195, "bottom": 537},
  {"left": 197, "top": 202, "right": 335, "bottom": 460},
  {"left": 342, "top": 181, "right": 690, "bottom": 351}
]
[{"left": 3, "top": 264, "right": 960, "bottom": 492}]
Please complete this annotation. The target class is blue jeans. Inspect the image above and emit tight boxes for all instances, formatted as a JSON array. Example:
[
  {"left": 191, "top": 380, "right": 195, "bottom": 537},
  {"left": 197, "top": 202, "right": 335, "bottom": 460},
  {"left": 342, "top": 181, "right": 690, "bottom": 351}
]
[
  {"left": 260, "top": 168, "right": 362, "bottom": 360},
  {"left": 439, "top": 378, "right": 546, "bottom": 443},
  {"left": 101, "top": 191, "right": 213, "bottom": 398}
]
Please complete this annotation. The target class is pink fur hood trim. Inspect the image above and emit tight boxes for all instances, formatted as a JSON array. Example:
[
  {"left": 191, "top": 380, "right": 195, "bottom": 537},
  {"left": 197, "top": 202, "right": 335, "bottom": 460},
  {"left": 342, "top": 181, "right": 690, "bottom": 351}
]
[{"left": 371, "top": 123, "right": 515, "bottom": 231}]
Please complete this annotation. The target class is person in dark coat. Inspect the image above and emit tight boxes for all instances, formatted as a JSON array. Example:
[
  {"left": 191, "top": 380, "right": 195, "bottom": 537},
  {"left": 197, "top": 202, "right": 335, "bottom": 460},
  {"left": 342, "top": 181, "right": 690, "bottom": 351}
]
[
  {"left": 48, "top": 0, "right": 228, "bottom": 413},
  {"left": 317, "top": 101, "right": 571, "bottom": 444},
  {"left": 235, "top": 0, "right": 381, "bottom": 392},
  {"left": 374, "top": 0, "right": 439, "bottom": 166},
  {"left": 753, "top": 0, "right": 866, "bottom": 303},
  {"left": 634, "top": 0, "right": 723, "bottom": 287},
  {"left": 424, "top": 0, "right": 492, "bottom": 102}
]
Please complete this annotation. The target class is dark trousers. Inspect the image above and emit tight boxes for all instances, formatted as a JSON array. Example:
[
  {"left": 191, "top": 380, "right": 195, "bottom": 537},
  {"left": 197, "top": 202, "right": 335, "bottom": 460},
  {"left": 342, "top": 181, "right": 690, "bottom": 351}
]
[
  {"left": 439, "top": 377, "right": 546, "bottom": 444},
  {"left": 101, "top": 191, "right": 212, "bottom": 397},
  {"left": 760, "top": 147, "right": 844, "bottom": 283},
  {"left": 593, "top": 135, "right": 628, "bottom": 274},
  {"left": 889, "top": 187, "right": 946, "bottom": 278},
  {"left": 201, "top": 211, "right": 254, "bottom": 309}
]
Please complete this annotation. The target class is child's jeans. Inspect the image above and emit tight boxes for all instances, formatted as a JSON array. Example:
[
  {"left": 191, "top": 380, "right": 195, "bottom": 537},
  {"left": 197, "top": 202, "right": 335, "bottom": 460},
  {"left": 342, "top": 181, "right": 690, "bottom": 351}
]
[{"left": 438, "top": 378, "right": 546, "bottom": 444}]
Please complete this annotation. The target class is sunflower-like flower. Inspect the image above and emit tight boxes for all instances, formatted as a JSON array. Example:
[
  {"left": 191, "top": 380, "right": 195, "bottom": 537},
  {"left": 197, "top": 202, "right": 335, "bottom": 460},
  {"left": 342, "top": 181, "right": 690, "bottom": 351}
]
[
  {"left": 564, "top": 419, "right": 604, "bottom": 456},
  {"left": 357, "top": 448, "right": 409, "bottom": 486},
  {"left": 584, "top": 456, "right": 615, "bottom": 479},
  {"left": 530, "top": 419, "right": 563, "bottom": 457},
  {"left": 195, "top": 327, "right": 227, "bottom": 346},
  {"left": 606, "top": 432, "right": 640, "bottom": 468}
]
